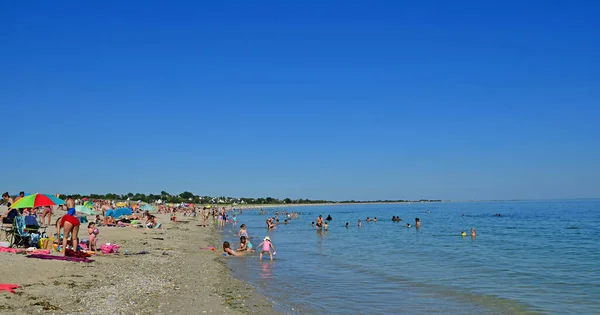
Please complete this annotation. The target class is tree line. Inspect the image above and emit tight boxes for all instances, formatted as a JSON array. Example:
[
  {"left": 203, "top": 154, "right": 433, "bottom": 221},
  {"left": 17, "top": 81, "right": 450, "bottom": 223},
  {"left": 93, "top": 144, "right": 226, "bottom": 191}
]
[{"left": 56, "top": 191, "right": 441, "bottom": 205}]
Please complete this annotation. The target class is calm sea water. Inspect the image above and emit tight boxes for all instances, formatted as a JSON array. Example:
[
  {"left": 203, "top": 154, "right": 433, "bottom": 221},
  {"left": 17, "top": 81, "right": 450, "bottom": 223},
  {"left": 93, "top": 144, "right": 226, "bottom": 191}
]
[{"left": 222, "top": 200, "right": 600, "bottom": 314}]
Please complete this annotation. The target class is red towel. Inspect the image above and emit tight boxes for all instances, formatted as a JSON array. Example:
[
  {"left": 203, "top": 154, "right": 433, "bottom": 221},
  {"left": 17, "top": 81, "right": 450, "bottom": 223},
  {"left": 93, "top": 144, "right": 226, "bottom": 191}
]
[{"left": 0, "top": 284, "right": 19, "bottom": 293}]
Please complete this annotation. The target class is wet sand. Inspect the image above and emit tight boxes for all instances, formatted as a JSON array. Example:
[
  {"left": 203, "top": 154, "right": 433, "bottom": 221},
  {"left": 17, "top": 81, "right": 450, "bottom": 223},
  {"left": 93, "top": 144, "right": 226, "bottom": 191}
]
[{"left": 0, "top": 212, "right": 279, "bottom": 314}]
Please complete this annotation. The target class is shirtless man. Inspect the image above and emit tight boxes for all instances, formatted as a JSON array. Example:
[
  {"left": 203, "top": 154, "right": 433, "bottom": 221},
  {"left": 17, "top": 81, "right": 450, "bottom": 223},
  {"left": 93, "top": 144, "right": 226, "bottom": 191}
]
[
  {"left": 101, "top": 202, "right": 112, "bottom": 217},
  {"left": 316, "top": 215, "right": 324, "bottom": 230}
]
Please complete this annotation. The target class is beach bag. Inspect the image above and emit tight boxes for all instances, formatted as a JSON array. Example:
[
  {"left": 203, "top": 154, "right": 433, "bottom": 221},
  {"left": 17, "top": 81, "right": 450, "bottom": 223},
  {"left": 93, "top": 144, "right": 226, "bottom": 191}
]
[
  {"left": 38, "top": 238, "right": 49, "bottom": 250},
  {"left": 46, "top": 236, "right": 55, "bottom": 250},
  {"left": 100, "top": 243, "right": 120, "bottom": 254}
]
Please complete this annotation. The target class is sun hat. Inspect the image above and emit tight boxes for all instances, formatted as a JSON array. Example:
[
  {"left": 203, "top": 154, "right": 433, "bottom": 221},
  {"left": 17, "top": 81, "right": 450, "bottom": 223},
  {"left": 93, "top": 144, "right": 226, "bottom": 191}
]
[{"left": 264, "top": 236, "right": 270, "bottom": 241}]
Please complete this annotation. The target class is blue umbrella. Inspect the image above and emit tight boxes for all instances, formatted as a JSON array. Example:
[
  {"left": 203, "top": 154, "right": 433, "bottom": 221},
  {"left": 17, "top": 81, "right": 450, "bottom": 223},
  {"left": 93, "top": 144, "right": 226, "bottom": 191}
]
[{"left": 114, "top": 207, "right": 132, "bottom": 218}]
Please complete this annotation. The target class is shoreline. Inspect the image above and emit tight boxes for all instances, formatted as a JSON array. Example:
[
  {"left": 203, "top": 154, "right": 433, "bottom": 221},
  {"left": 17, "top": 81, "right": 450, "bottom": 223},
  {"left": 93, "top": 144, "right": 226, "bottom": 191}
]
[{"left": 0, "top": 213, "right": 279, "bottom": 314}]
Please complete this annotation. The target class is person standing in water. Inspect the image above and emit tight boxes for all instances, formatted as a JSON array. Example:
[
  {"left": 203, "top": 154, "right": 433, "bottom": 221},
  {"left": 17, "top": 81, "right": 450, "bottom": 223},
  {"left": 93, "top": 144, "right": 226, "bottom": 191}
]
[
  {"left": 316, "top": 215, "right": 324, "bottom": 230},
  {"left": 415, "top": 218, "right": 421, "bottom": 229},
  {"left": 471, "top": 228, "right": 477, "bottom": 238}
]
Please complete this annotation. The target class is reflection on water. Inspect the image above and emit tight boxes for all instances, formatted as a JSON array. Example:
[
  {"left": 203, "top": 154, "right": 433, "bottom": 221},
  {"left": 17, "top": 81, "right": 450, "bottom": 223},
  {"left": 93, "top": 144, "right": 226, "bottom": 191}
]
[
  {"left": 226, "top": 200, "right": 600, "bottom": 314},
  {"left": 260, "top": 261, "right": 274, "bottom": 279}
]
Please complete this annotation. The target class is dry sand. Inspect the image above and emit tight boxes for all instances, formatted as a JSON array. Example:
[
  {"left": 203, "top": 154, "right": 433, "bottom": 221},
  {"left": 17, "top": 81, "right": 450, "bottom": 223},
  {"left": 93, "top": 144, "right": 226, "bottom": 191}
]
[{"left": 0, "top": 212, "right": 279, "bottom": 314}]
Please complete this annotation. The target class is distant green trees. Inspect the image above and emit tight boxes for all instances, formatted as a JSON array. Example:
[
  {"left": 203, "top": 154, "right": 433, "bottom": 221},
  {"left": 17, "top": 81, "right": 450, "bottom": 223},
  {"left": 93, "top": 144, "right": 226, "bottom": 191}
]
[{"left": 56, "top": 192, "right": 442, "bottom": 205}]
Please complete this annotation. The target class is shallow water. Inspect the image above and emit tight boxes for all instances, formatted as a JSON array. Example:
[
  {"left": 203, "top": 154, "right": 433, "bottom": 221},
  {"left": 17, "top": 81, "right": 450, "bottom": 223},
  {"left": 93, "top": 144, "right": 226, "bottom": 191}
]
[{"left": 223, "top": 200, "right": 600, "bottom": 314}]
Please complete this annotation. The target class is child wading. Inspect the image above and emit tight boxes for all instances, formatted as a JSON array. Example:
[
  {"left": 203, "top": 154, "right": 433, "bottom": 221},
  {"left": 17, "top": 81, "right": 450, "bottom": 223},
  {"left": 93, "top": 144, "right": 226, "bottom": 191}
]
[{"left": 258, "top": 236, "right": 276, "bottom": 261}]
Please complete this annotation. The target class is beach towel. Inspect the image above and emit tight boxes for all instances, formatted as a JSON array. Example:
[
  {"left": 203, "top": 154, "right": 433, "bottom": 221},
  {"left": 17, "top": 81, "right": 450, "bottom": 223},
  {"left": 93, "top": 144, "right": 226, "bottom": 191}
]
[
  {"left": 26, "top": 254, "right": 94, "bottom": 263},
  {"left": 100, "top": 244, "right": 120, "bottom": 254},
  {"left": 0, "top": 284, "right": 19, "bottom": 293},
  {"left": 0, "top": 246, "right": 24, "bottom": 253}
]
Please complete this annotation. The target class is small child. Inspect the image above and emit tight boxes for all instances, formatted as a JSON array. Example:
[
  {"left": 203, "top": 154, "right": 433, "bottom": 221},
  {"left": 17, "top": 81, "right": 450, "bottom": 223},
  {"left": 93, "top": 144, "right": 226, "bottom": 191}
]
[
  {"left": 88, "top": 222, "right": 99, "bottom": 251},
  {"left": 311, "top": 222, "right": 315, "bottom": 228},
  {"left": 358, "top": 219, "right": 362, "bottom": 227},
  {"left": 238, "top": 236, "right": 253, "bottom": 252},
  {"left": 324, "top": 222, "right": 329, "bottom": 231},
  {"left": 258, "top": 236, "right": 276, "bottom": 261},
  {"left": 238, "top": 224, "right": 249, "bottom": 238},
  {"left": 231, "top": 214, "right": 237, "bottom": 226}
]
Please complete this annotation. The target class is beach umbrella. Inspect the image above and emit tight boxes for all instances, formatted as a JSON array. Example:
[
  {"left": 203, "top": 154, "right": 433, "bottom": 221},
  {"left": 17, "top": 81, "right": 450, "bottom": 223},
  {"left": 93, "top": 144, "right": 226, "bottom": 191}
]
[
  {"left": 83, "top": 201, "right": 94, "bottom": 208},
  {"left": 113, "top": 207, "right": 132, "bottom": 218},
  {"left": 11, "top": 193, "right": 66, "bottom": 209},
  {"left": 76, "top": 205, "right": 95, "bottom": 215},
  {"left": 140, "top": 204, "right": 156, "bottom": 211}
]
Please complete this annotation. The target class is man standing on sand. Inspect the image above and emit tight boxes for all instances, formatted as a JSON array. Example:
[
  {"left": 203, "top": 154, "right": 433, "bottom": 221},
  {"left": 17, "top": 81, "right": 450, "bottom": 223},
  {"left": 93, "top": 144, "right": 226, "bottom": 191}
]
[{"left": 101, "top": 202, "right": 112, "bottom": 216}]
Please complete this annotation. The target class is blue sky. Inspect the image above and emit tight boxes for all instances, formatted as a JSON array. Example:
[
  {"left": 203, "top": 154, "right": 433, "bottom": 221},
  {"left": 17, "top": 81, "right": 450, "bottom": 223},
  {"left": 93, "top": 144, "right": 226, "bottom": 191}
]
[{"left": 1, "top": 1, "right": 599, "bottom": 200}]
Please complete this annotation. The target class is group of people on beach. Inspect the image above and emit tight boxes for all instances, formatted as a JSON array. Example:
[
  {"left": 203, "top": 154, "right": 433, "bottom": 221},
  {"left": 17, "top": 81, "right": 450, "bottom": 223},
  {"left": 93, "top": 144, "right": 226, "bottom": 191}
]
[{"left": 218, "top": 209, "right": 305, "bottom": 261}]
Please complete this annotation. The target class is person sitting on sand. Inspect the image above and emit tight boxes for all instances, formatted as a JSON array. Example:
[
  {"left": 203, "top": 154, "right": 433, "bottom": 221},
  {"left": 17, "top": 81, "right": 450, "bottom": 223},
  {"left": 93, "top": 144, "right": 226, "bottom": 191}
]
[
  {"left": 105, "top": 216, "right": 117, "bottom": 226},
  {"left": 170, "top": 213, "right": 177, "bottom": 224},
  {"left": 0, "top": 192, "right": 16, "bottom": 224}
]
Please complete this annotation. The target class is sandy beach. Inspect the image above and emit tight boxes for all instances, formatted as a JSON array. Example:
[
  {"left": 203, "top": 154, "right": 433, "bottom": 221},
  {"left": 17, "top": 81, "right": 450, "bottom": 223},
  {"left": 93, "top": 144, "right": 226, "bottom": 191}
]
[{"left": 0, "top": 212, "right": 279, "bottom": 314}]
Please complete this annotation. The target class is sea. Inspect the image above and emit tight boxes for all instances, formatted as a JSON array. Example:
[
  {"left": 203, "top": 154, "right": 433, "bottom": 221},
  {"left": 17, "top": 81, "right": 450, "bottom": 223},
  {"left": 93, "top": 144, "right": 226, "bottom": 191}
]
[{"left": 222, "top": 200, "right": 600, "bottom": 314}]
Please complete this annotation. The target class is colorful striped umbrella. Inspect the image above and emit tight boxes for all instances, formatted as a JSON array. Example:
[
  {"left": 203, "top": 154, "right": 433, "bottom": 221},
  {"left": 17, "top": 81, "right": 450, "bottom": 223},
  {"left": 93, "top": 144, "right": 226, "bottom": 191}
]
[
  {"left": 11, "top": 193, "right": 66, "bottom": 209},
  {"left": 83, "top": 201, "right": 94, "bottom": 208}
]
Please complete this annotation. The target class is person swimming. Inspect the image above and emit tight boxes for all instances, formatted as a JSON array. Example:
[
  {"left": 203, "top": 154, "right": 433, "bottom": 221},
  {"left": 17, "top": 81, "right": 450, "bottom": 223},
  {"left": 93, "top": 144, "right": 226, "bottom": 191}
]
[{"left": 325, "top": 214, "right": 332, "bottom": 221}]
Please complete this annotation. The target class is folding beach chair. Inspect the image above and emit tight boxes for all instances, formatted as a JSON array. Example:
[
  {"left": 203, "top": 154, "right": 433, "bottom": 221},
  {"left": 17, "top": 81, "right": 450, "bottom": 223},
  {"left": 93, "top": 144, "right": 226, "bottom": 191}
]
[{"left": 10, "top": 215, "right": 46, "bottom": 248}]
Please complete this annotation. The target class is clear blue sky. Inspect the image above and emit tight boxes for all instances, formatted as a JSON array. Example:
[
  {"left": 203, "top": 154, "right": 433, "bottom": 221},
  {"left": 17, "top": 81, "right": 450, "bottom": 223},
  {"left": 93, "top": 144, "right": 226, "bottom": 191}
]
[{"left": 1, "top": 1, "right": 599, "bottom": 201}]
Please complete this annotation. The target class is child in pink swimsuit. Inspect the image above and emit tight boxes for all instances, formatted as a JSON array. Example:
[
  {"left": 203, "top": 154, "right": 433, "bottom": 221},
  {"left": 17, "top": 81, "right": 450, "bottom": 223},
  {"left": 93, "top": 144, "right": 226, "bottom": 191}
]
[{"left": 258, "top": 236, "right": 276, "bottom": 261}]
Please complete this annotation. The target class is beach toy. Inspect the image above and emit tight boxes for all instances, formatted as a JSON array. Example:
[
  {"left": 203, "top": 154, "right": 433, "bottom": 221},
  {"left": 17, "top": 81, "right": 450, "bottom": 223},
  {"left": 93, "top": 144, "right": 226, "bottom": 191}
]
[
  {"left": 222, "top": 253, "right": 227, "bottom": 257},
  {"left": 93, "top": 228, "right": 99, "bottom": 235},
  {"left": 272, "top": 251, "right": 276, "bottom": 256}
]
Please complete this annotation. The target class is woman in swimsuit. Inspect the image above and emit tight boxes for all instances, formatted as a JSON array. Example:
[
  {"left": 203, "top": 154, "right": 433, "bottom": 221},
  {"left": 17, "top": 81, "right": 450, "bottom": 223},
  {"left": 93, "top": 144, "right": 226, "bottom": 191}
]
[{"left": 223, "top": 241, "right": 239, "bottom": 256}]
